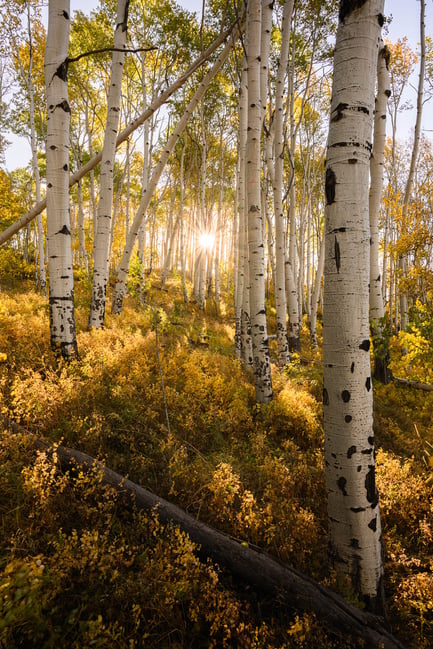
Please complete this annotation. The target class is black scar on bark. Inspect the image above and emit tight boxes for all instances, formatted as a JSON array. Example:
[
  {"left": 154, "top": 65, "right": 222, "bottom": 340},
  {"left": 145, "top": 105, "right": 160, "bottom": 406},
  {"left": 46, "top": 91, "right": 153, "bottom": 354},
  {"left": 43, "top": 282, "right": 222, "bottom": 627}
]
[
  {"left": 345, "top": 415, "right": 352, "bottom": 423},
  {"left": 325, "top": 167, "right": 336, "bottom": 205},
  {"left": 339, "top": 0, "right": 369, "bottom": 22},
  {"left": 337, "top": 477, "right": 348, "bottom": 496},
  {"left": 323, "top": 388, "right": 329, "bottom": 405},
  {"left": 351, "top": 506, "right": 366, "bottom": 513},
  {"left": 331, "top": 102, "right": 348, "bottom": 122},
  {"left": 382, "top": 45, "right": 391, "bottom": 70},
  {"left": 366, "top": 377, "right": 371, "bottom": 391},
  {"left": 55, "top": 61, "right": 69, "bottom": 83},
  {"left": 56, "top": 99, "right": 70, "bottom": 114},
  {"left": 333, "top": 227, "right": 346, "bottom": 233},
  {"left": 368, "top": 436, "right": 374, "bottom": 446},
  {"left": 347, "top": 445, "right": 356, "bottom": 458},
  {"left": 365, "top": 465, "right": 379, "bottom": 507},
  {"left": 334, "top": 237, "right": 341, "bottom": 273},
  {"left": 57, "top": 225, "right": 70, "bottom": 235},
  {"left": 62, "top": 10, "right": 69, "bottom": 19},
  {"left": 348, "top": 158, "right": 358, "bottom": 164},
  {"left": 341, "top": 390, "right": 351, "bottom": 403},
  {"left": 378, "top": 13, "right": 384, "bottom": 27},
  {"left": 368, "top": 517, "right": 377, "bottom": 532},
  {"left": 359, "top": 339, "right": 370, "bottom": 351},
  {"left": 351, "top": 362, "right": 355, "bottom": 373},
  {"left": 350, "top": 538, "right": 360, "bottom": 548}
]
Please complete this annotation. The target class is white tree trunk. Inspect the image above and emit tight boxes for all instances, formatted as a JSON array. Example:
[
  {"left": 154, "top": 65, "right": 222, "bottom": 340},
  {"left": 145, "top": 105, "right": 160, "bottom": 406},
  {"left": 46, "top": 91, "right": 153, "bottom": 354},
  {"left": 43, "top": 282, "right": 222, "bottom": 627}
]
[
  {"left": 310, "top": 233, "right": 324, "bottom": 348},
  {"left": 44, "top": 0, "right": 77, "bottom": 360},
  {"left": 369, "top": 42, "right": 390, "bottom": 381},
  {"left": 399, "top": 0, "right": 426, "bottom": 331},
  {"left": 88, "top": 0, "right": 129, "bottom": 329},
  {"left": 246, "top": 0, "right": 273, "bottom": 403},
  {"left": 111, "top": 33, "right": 235, "bottom": 314},
  {"left": 272, "top": 0, "right": 294, "bottom": 366},
  {"left": 26, "top": 5, "right": 46, "bottom": 293},
  {"left": 323, "top": 0, "right": 385, "bottom": 613}
]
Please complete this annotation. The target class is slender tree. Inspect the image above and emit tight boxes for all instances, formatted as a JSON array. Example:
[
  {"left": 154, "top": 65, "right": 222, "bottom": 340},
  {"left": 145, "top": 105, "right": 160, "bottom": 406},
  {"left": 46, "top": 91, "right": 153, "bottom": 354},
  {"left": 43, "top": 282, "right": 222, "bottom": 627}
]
[
  {"left": 44, "top": 0, "right": 78, "bottom": 360},
  {"left": 246, "top": 0, "right": 273, "bottom": 403},
  {"left": 370, "top": 41, "right": 391, "bottom": 382},
  {"left": 88, "top": 0, "right": 129, "bottom": 329},
  {"left": 323, "top": 0, "right": 385, "bottom": 614}
]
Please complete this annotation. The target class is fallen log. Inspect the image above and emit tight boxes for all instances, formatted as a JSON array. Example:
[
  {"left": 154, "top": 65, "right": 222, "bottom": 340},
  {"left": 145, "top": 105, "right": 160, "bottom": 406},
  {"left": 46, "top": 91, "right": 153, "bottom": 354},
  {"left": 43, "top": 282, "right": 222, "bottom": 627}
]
[
  {"left": 1, "top": 418, "right": 405, "bottom": 649},
  {"left": 392, "top": 375, "right": 433, "bottom": 392}
]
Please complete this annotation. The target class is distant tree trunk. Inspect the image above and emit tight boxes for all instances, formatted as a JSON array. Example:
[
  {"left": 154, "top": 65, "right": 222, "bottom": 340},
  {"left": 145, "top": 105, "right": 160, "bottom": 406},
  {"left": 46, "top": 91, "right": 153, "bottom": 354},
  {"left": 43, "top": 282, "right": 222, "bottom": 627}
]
[
  {"left": 310, "top": 233, "right": 324, "bottom": 349},
  {"left": 27, "top": 4, "right": 46, "bottom": 294},
  {"left": 323, "top": 0, "right": 385, "bottom": 614},
  {"left": 111, "top": 33, "right": 235, "bottom": 315},
  {"left": 44, "top": 0, "right": 78, "bottom": 360},
  {"left": 399, "top": 0, "right": 426, "bottom": 331},
  {"left": 88, "top": 0, "right": 129, "bottom": 329},
  {"left": 246, "top": 0, "right": 273, "bottom": 403},
  {"left": 272, "top": 0, "right": 294, "bottom": 366},
  {"left": 370, "top": 43, "right": 391, "bottom": 382}
]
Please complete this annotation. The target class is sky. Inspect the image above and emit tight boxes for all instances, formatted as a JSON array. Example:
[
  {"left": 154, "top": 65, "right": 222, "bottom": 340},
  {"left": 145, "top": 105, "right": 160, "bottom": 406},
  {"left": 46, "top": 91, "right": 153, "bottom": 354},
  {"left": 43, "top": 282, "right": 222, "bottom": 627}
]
[{"left": 3, "top": 0, "right": 431, "bottom": 171}]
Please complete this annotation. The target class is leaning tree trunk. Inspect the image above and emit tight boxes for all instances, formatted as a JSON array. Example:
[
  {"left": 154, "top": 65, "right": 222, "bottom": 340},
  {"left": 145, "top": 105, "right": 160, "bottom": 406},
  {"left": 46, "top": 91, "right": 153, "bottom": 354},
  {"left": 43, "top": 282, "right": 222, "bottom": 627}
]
[
  {"left": 323, "top": 0, "right": 385, "bottom": 615},
  {"left": 246, "top": 0, "right": 273, "bottom": 403},
  {"left": 44, "top": 0, "right": 78, "bottom": 360},
  {"left": 88, "top": 0, "right": 129, "bottom": 329},
  {"left": 370, "top": 42, "right": 391, "bottom": 382}
]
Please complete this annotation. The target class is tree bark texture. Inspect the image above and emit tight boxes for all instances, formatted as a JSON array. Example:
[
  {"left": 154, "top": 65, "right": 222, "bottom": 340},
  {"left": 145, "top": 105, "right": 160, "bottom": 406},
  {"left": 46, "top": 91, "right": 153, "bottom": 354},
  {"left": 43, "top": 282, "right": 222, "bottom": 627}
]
[
  {"left": 323, "top": 0, "right": 385, "bottom": 613},
  {"left": 44, "top": 0, "right": 78, "bottom": 360}
]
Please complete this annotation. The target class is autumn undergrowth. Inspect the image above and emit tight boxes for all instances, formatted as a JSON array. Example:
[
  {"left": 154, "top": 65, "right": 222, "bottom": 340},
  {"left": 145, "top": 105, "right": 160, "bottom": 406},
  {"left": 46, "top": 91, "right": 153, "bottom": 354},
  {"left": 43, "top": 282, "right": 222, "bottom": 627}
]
[{"left": 0, "top": 277, "right": 432, "bottom": 647}]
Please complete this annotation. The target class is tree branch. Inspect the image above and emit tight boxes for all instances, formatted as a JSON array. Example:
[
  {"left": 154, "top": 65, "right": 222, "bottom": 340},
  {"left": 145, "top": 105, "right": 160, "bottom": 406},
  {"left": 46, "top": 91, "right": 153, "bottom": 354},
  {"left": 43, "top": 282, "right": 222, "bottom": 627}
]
[{"left": 67, "top": 46, "right": 157, "bottom": 65}]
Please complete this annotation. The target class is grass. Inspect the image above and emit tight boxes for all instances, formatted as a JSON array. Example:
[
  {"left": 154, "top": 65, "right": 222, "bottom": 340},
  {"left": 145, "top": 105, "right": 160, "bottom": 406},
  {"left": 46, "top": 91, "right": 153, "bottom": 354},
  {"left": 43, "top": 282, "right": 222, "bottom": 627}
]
[{"left": 0, "top": 275, "right": 432, "bottom": 647}]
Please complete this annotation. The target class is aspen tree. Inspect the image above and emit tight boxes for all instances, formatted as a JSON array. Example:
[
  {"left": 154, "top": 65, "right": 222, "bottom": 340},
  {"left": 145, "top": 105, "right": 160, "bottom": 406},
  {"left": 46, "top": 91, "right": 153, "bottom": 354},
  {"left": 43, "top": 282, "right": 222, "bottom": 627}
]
[
  {"left": 399, "top": 0, "right": 426, "bottom": 331},
  {"left": 370, "top": 42, "right": 390, "bottom": 382},
  {"left": 272, "top": 0, "right": 294, "bottom": 366},
  {"left": 44, "top": 0, "right": 78, "bottom": 360},
  {"left": 323, "top": 0, "right": 385, "bottom": 613},
  {"left": 246, "top": 0, "right": 273, "bottom": 403},
  {"left": 88, "top": 0, "right": 129, "bottom": 329}
]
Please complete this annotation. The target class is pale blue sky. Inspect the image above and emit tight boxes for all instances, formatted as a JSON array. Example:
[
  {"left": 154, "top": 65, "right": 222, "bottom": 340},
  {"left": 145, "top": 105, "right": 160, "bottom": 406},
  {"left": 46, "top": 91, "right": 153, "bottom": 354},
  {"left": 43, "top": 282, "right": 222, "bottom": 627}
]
[{"left": 4, "top": 0, "right": 431, "bottom": 170}]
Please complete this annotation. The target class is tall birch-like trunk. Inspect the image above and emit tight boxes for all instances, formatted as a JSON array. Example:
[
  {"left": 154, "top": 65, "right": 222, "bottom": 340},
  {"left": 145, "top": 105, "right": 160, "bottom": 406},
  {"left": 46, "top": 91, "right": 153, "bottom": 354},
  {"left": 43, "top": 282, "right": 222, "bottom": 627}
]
[
  {"left": 88, "top": 0, "right": 129, "bottom": 329},
  {"left": 370, "top": 42, "right": 391, "bottom": 382},
  {"left": 399, "top": 0, "right": 426, "bottom": 331},
  {"left": 246, "top": 0, "right": 273, "bottom": 403},
  {"left": 272, "top": 0, "right": 294, "bottom": 366},
  {"left": 26, "top": 4, "right": 46, "bottom": 293},
  {"left": 323, "top": 0, "right": 385, "bottom": 614},
  {"left": 111, "top": 33, "right": 235, "bottom": 315},
  {"left": 44, "top": 0, "right": 77, "bottom": 360},
  {"left": 234, "top": 67, "right": 248, "bottom": 360},
  {"left": 310, "top": 233, "right": 324, "bottom": 349}
]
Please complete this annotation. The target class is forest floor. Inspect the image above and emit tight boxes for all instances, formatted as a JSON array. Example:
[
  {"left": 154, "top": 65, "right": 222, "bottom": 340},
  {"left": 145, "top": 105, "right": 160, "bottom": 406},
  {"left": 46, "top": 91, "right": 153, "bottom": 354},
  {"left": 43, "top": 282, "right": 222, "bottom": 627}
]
[{"left": 0, "top": 274, "right": 432, "bottom": 648}]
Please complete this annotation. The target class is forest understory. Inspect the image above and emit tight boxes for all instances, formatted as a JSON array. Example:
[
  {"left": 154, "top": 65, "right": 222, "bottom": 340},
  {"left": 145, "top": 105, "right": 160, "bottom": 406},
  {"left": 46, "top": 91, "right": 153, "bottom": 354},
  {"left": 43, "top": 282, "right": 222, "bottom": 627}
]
[{"left": 1, "top": 274, "right": 433, "bottom": 648}]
